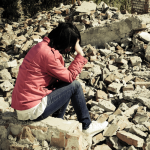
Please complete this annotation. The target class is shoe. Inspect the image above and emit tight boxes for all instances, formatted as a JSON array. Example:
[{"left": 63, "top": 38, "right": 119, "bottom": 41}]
[{"left": 83, "top": 121, "right": 108, "bottom": 136}]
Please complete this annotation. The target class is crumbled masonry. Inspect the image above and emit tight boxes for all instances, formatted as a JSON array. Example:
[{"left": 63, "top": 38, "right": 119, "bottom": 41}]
[{"left": 1, "top": 0, "right": 150, "bottom": 150}]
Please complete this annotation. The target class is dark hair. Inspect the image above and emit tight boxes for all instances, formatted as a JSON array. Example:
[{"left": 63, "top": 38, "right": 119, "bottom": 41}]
[{"left": 48, "top": 22, "right": 81, "bottom": 55}]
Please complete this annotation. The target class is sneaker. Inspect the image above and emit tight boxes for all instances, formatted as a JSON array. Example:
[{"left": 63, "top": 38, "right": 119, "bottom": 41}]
[{"left": 83, "top": 121, "right": 108, "bottom": 136}]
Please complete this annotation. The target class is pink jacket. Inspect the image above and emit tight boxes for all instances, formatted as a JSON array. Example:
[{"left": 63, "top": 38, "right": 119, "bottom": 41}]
[{"left": 11, "top": 37, "right": 88, "bottom": 110}]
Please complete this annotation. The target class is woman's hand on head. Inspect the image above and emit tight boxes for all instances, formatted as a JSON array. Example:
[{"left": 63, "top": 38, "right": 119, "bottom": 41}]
[{"left": 75, "top": 39, "right": 84, "bottom": 56}]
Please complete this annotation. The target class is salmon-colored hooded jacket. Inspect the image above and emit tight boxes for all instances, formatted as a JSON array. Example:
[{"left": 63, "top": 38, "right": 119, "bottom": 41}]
[{"left": 11, "top": 37, "right": 88, "bottom": 110}]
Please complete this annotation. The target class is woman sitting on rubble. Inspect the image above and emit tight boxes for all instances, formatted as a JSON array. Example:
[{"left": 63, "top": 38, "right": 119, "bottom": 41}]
[{"left": 11, "top": 22, "right": 108, "bottom": 136}]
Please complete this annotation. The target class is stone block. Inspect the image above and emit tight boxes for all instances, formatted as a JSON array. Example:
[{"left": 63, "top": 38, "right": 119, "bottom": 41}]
[
  {"left": 112, "top": 116, "right": 130, "bottom": 130},
  {"left": 96, "top": 90, "right": 108, "bottom": 101},
  {"left": 133, "top": 71, "right": 150, "bottom": 79},
  {"left": 109, "top": 136, "right": 122, "bottom": 149},
  {"left": 115, "top": 57, "right": 128, "bottom": 65},
  {"left": 130, "top": 56, "right": 142, "bottom": 66},
  {"left": 104, "top": 74, "right": 119, "bottom": 84},
  {"left": 97, "top": 113, "right": 109, "bottom": 123},
  {"left": 94, "top": 144, "right": 112, "bottom": 150},
  {"left": 83, "top": 63, "right": 94, "bottom": 70},
  {"left": 11, "top": 66, "right": 19, "bottom": 78},
  {"left": 103, "top": 123, "right": 118, "bottom": 136},
  {"left": 65, "top": 132, "right": 82, "bottom": 150},
  {"left": 0, "top": 69, "right": 12, "bottom": 80},
  {"left": 117, "top": 130, "right": 144, "bottom": 147},
  {"left": 88, "top": 65, "right": 101, "bottom": 76},
  {"left": 138, "top": 32, "right": 150, "bottom": 43},
  {"left": 137, "top": 96, "right": 150, "bottom": 109},
  {"left": 92, "top": 133, "right": 105, "bottom": 145},
  {"left": 108, "top": 65, "right": 118, "bottom": 71},
  {"left": 129, "top": 126, "right": 147, "bottom": 138},
  {"left": 134, "top": 82, "right": 150, "bottom": 88},
  {"left": 79, "top": 71, "right": 91, "bottom": 79},
  {"left": 133, "top": 112, "right": 149, "bottom": 124},
  {"left": 98, "top": 100, "right": 116, "bottom": 112},
  {"left": 123, "top": 74, "right": 134, "bottom": 83},
  {"left": 40, "top": 117, "right": 87, "bottom": 149},
  {"left": 0, "top": 97, "right": 9, "bottom": 112},
  {"left": 10, "top": 144, "right": 25, "bottom": 150},
  {"left": 0, "top": 80, "right": 14, "bottom": 92},
  {"left": 113, "top": 108, "right": 123, "bottom": 115},
  {"left": 107, "top": 82, "right": 123, "bottom": 93},
  {"left": 122, "top": 84, "right": 134, "bottom": 91},
  {"left": 18, "top": 126, "right": 35, "bottom": 144},
  {"left": 123, "top": 104, "right": 139, "bottom": 117},
  {"left": 22, "top": 40, "right": 33, "bottom": 51},
  {"left": 90, "top": 55, "right": 97, "bottom": 62}
]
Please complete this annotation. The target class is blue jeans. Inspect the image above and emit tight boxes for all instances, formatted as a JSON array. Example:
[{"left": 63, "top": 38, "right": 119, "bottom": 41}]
[{"left": 35, "top": 80, "right": 91, "bottom": 129}]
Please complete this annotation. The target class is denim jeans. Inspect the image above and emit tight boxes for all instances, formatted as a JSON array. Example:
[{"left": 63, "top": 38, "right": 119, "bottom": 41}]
[{"left": 35, "top": 80, "right": 91, "bottom": 129}]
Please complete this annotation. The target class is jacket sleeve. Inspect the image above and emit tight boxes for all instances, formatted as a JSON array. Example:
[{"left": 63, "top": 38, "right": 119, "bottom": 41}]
[{"left": 46, "top": 52, "right": 88, "bottom": 83}]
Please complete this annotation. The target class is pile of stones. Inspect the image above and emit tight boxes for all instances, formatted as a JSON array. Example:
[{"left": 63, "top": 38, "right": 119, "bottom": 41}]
[{"left": 1, "top": 0, "right": 150, "bottom": 150}]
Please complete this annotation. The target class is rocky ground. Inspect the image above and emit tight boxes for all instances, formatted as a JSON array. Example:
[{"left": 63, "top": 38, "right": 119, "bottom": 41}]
[{"left": 1, "top": 0, "right": 150, "bottom": 150}]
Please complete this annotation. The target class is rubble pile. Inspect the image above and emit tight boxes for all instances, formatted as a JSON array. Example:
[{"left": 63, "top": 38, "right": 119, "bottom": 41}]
[{"left": 1, "top": 0, "right": 150, "bottom": 150}]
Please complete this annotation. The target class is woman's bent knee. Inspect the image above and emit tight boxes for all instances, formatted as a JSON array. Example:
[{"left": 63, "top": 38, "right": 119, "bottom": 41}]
[{"left": 71, "top": 80, "right": 82, "bottom": 90}]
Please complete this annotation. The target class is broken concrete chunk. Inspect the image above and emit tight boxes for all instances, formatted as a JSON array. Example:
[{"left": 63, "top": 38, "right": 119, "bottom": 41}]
[
  {"left": 0, "top": 69, "right": 12, "bottom": 80},
  {"left": 130, "top": 56, "right": 142, "bottom": 66},
  {"left": 108, "top": 65, "right": 118, "bottom": 72},
  {"left": 123, "top": 104, "right": 139, "bottom": 117},
  {"left": 104, "top": 73, "right": 119, "bottom": 84},
  {"left": 99, "top": 49, "right": 111, "bottom": 56},
  {"left": 135, "top": 82, "right": 150, "bottom": 88},
  {"left": 79, "top": 71, "right": 92, "bottom": 79},
  {"left": 107, "top": 82, "right": 123, "bottom": 94},
  {"left": 103, "top": 123, "right": 118, "bottom": 137},
  {"left": 109, "top": 136, "right": 122, "bottom": 149},
  {"left": 137, "top": 96, "right": 150, "bottom": 109},
  {"left": 3, "top": 59, "right": 18, "bottom": 68},
  {"left": 0, "top": 97, "right": 9, "bottom": 112},
  {"left": 133, "top": 71, "right": 150, "bottom": 78},
  {"left": 117, "top": 130, "right": 144, "bottom": 147},
  {"left": 138, "top": 32, "right": 150, "bottom": 43},
  {"left": 22, "top": 40, "right": 33, "bottom": 51},
  {"left": 97, "top": 113, "right": 109, "bottom": 123},
  {"left": 92, "top": 133, "right": 105, "bottom": 145},
  {"left": 18, "top": 126, "right": 35, "bottom": 144},
  {"left": 123, "top": 74, "right": 133, "bottom": 83},
  {"left": 98, "top": 99, "right": 116, "bottom": 112},
  {"left": 129, "top": 126, "right": 147, "bottom": 138},
  {"left": 94, "top": 144, "right": 112, "bottom": 150},
  {"left": 0, "top": 80, "right": 14, "bottom": 92},
  {"left": 96, "top": 90, "right": 108, "bottom": 101},
  {"left": 88, "top": 65, "right": 101, "bottom": 76},
  {"left": 122, "top": 84, "right": 134, "bottom": 91}
]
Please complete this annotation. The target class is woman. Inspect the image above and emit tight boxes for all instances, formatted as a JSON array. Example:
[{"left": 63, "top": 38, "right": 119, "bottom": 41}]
[{"left": 11, "top": 22, "right": 108, "bottom": 136}]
